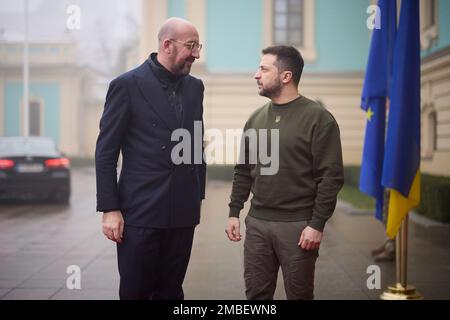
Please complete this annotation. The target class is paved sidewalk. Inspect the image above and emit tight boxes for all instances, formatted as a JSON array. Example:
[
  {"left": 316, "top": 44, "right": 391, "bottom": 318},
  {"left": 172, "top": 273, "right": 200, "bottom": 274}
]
[{"left": 0, "top": 169, "right": 449, "bottom": 300}]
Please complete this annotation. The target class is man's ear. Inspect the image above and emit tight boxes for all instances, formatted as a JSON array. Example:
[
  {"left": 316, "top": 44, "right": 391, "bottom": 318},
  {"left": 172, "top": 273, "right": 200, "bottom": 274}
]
[
  {"left": 281, "top": 71, "right": 293, "bottom": 84},
  {"left": 162, "top": 39, "right": 172, "bottom": 53}
]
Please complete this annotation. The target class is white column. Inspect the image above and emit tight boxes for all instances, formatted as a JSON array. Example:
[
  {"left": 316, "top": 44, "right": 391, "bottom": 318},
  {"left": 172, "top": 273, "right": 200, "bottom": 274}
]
[
  {"left": 302, "top": 0, "right": 317, "bottom": 62},
  {"left": 263, "top": 0, "right": 273, "bottom": 48},
  {"left": 186, "top": 0, "right": 207, "bottom": 68},
  {"left": 139, "top": 0, "right": 168, "bottom": 62}
]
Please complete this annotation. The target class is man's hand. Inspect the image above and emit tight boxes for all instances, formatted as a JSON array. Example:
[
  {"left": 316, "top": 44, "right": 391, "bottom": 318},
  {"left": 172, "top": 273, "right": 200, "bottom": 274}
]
[
  {"left": 225, "top": 217, "right": 241, "bottom": 242},
  {"left": 102, "top": 211, "right": 124, "bottom": 244},
  {"left": 298, "top": 226, "right": 323, "bottom": 250}
]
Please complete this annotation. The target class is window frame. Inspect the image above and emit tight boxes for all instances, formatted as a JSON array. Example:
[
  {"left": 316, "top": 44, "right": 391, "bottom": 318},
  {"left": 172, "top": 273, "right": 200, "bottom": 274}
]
[
  {"left": 19, "top": 96, "right": 45, "bottom": 137},
  {"left": 264, "top": 0, "right": 316, "bottom": 62},
  {"left": 420, "top": 0, "right": 439, "bottom": 50}
]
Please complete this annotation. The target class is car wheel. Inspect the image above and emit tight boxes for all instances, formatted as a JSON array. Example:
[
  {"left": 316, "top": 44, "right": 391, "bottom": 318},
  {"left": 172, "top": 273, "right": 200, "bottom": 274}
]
[{"left": 52, "top": 192, "right": 70, "bottom": 204}]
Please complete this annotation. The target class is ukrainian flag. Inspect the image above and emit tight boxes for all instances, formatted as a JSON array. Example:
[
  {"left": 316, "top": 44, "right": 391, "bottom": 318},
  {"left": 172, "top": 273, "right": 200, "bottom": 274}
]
[
  {"left": 359, "top": 0, "right": 396, "bottom": 221},
  {"left": 382, "top": 0, "right": 421, "bottom": 239}
]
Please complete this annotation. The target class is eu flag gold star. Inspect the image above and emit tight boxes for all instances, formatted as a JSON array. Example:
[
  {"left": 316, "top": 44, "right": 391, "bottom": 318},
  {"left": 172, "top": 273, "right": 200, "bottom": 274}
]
[{"left": 366, "top": 107, "right": 374, "bottom": 122}]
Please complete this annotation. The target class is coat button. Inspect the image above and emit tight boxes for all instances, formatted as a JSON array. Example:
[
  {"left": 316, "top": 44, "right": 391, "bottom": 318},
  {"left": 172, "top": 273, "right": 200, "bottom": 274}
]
[
  {"left": 161, "top": 145, "right": 166, "bottom": 150},
  {"left": 152, "top": 123, "right": 156, "bottom": 127}
]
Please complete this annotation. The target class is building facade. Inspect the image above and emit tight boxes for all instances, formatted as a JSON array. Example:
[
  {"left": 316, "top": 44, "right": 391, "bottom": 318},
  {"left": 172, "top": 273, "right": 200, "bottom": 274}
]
[
  {"left": 2, "top": 0, "right": 448, "bottom": 179},
  {"left": 0, "top": 41, "right": 104, "bottom": 157},
  {"left": 138, "top": 0, "right": 450, "bottom": 177}
]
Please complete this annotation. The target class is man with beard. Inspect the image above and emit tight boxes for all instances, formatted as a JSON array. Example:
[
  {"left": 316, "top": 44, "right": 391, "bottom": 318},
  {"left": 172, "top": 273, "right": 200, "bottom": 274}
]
[
  {"left": 96, "top": 18, "right": 206, "bottom": 300},
  {"left": 225, "top": 46, "right": 344, "bottom": 300}
]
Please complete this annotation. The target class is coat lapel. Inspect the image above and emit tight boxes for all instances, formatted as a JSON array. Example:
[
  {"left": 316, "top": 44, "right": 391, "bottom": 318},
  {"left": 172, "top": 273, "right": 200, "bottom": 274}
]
[
  {"left": 133, "top": 61, "right": 179, "bottom": 131},
  {"left": 180, "top": 78, "right": 195, "bottom": 129}
]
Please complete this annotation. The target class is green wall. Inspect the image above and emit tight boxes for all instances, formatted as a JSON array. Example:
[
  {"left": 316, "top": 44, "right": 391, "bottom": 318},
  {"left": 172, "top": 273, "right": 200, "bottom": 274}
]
[
  {"left": 206, "top": 0, "right": 263, "bottom": 72},
  {"left": 168, "top": 0, "right": 186, "bottom": 18},
  {"left": 306, "top": 0, "right": 370, "bottom": 72},
  {"left": 4, "top": 82, "right": 60, "bottom": 143}
]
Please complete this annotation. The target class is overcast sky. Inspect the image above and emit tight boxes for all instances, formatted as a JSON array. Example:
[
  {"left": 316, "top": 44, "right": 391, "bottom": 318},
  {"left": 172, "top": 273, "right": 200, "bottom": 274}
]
[{"left": 0, "top": 0, "right": 141, "bottom": 72}]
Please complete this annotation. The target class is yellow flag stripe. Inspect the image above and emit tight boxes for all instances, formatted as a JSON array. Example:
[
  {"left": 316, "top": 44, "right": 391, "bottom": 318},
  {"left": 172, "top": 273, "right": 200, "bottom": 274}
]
[{"left": 386, "top": 171, "right": 421, "bottom": 239}]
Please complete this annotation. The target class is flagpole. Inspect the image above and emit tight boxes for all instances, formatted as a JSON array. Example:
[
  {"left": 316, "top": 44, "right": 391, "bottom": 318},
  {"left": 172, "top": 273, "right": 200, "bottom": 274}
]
[
  {"left": 23, "top": 0, "right": 29, "bottom": 138},
  {"left": 380, "top": 214, "right": 423, "bottom": 300},
  {"left": 400, "top": 215, "right": 408, "bottom": 287}
]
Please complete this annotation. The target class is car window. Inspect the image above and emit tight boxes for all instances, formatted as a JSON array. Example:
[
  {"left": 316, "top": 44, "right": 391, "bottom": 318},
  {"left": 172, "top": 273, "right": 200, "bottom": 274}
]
[{"left": 0, "top": 138, "right": 58, "bottom": 157}]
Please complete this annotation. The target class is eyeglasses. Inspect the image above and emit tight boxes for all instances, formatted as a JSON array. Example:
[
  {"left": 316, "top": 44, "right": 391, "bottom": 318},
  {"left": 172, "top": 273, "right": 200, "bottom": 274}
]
[{"left": 170, "top": 39, "right": 203, "bottom": 52}]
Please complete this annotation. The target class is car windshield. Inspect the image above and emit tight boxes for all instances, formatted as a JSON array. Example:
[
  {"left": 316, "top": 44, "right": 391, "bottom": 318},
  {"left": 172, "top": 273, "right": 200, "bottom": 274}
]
[{"left": 0, "top": 138, "right": 59, "bottom": 157}]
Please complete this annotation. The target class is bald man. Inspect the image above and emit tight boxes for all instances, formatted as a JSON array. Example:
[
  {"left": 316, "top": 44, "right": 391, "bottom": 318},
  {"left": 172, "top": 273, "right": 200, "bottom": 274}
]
[{"left": 95, "top": 18, "right": 206, "bottom": 300}]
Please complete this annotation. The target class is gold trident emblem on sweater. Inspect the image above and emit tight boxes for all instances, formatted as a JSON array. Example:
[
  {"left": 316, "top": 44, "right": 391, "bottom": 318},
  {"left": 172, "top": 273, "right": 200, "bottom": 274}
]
[{"left": 275, "top": 115, "right": 281, "bottom": 123}]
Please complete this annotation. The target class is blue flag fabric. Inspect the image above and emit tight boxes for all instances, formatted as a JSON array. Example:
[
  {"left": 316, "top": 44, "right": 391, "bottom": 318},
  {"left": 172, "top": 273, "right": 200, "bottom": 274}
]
[
  {"left": 359, "top": 0, "right": 397, "bottom": 221},
  {"left": 382, "top": 0, "right": 421, "bottom": 238},
  {"left": 360, "top": 98, "right": 386, "bottom": 220}
]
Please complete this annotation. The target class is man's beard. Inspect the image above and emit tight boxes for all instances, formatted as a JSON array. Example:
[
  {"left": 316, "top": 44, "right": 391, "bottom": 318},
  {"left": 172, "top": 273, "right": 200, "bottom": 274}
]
[
  {"left": 172, "top": 52, "right": 195, "bottom": 76},
  {"left": 258, "top": 78, "right": 282, "bottom": 99}
]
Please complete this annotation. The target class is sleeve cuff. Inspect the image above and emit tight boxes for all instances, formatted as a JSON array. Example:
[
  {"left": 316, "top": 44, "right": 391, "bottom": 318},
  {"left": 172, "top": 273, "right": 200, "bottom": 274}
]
[
  {"left": 101, "top": 209, "right": 120, "bottom": 214},
  {"left": 229, "top": 206, "right": 241, "bottom": 218},
  {"left": 309, "top": 216, "right": 326, "bottom": 232}
]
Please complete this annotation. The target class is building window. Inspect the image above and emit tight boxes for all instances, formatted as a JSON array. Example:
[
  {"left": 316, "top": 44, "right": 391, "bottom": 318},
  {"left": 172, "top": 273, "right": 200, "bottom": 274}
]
[
  {"left": 422, "top": 104, "right": 437, "bottom": 159},
  {"left": 273, "top": 0, "right": 304, "bottom": 47},
  {"left": 428, "top": 110, "right": 437, "bottom": 152},
  {"left": 420, "top": 0, "right": 438, "bottom": 49},
  {"left": 264, "top": 0, "right": 316, "bottom": 62},
  {"left": 424, "top": 0, "right": 436, "bottom": 28},
  {"left": 29, "top": 100, "right": 42, "bottom": 136}
]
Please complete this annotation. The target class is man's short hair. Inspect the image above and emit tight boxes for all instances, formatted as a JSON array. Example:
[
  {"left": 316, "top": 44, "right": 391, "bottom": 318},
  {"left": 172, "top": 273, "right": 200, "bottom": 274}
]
[{"left": 262, "top": 45, "right": 304, "bottom": 86}]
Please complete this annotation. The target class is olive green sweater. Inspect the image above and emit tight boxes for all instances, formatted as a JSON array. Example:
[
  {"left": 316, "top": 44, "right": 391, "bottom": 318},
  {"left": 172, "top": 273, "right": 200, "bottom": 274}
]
[{"left": 228, "top": 95, "right": 344, "bottom": 232}]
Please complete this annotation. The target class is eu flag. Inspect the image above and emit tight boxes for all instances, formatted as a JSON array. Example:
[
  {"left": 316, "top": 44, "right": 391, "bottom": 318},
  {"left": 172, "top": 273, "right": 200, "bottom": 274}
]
[
  {"left": 382, "top": 0, "right": 421, "bottom": 239},
  {"left": 359, "top": 0, "right": 397, "bottom": 221}
]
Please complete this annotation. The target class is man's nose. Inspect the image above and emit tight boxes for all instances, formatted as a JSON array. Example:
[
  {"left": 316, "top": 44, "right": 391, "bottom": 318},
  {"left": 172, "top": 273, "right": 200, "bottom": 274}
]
[
  {"left": 254, "top": 71, "right": 260, "bottom": 79},
  {"left": 192, "top": 50, "right": 200, "bottom": 59}
]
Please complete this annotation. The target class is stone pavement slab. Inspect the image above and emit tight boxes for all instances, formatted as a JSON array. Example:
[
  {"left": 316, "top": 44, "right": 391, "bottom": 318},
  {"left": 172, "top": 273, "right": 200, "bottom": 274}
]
[{"left": 1, "top": 169, "right": 449, "bottom": 300}]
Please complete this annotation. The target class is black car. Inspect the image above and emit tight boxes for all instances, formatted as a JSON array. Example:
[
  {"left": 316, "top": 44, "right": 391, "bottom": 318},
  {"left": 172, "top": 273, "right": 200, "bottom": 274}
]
[{"left": 0, "top": 136, "right": 71, "bottom": 203}]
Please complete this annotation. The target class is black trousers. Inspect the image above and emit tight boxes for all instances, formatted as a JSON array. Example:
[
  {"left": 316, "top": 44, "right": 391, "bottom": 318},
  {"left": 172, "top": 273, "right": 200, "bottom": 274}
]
[{"left": 117, "top": 224, "right": 195, "bottom": 300}]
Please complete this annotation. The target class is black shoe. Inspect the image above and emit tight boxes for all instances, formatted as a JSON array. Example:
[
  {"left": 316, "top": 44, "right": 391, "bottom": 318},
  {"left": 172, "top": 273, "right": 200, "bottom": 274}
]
[
  {"left": 374, "top": 249, "right": 395, "bottom": 262},
  {"left": 371, "top": 242, "right": 387, "bottom": 256}
]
